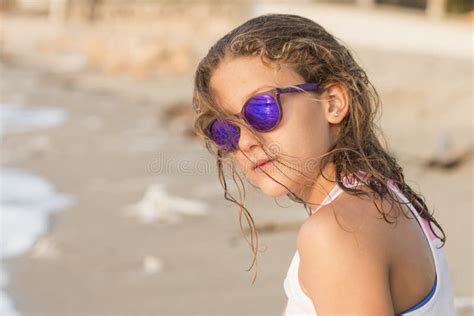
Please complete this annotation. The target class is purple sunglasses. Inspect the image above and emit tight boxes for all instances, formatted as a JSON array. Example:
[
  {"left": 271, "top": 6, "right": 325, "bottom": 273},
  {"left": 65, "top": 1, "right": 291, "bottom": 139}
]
[{"left": 205, "top": 82, "right": 319, "bottom": 152}]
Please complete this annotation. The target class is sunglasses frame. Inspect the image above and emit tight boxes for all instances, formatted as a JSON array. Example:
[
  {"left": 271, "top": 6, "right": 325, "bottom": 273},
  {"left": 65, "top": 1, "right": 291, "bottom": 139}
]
[{"left": 205, "top": 82, "right": 320, "bottom": 151}]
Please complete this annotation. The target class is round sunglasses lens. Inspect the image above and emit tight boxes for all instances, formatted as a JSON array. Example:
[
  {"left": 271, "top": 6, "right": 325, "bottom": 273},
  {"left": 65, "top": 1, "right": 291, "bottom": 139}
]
[
  {"left": 243, "top": 94, "right": 281, "bottom": 131},
  {"left": 209, "top": 119, "right": 240, "bottom": 152}
]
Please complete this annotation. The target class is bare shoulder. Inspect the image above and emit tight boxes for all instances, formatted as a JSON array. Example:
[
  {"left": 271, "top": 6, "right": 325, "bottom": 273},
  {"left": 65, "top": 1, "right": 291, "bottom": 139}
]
[
  {"left": 296, "top": 191, "right": 395, "bottom": 315},
  {"left": 298, "top": 191, "right": 396, "bottom": 253}
]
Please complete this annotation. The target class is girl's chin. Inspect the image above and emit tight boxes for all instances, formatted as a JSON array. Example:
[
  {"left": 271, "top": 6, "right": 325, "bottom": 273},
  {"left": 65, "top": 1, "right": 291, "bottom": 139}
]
[{"left": 257, "top": 180, "right": 292, "bottom": 197}]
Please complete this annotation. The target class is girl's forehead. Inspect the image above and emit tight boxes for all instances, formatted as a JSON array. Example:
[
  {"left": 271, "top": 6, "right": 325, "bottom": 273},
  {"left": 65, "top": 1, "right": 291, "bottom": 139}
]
[{"left": 209, "top": 56, "right": 302, "bottom": 114}]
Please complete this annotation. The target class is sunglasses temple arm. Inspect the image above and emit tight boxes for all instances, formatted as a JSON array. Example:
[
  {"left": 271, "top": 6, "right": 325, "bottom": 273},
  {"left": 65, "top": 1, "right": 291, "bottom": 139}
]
[{"left": 277, "top": 83, "right": 319, "bottom": 94}]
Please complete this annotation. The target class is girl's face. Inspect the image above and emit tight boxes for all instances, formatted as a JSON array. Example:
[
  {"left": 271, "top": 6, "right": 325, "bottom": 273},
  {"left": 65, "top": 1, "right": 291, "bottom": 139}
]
[{"left": 209, "top": 55, "right": 347, "bottom": 199}]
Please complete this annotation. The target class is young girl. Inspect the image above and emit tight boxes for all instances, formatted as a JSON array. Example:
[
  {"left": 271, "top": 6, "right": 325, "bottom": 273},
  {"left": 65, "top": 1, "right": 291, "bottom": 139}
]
[{"left": 192, "top": 14, "right": 455, "bottom": 315}]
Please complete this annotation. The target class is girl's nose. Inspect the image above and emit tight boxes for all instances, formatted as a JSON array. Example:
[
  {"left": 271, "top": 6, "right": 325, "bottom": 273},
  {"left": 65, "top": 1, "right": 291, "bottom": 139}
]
[{"left": 238, "top": 127, "right": 260, "bottom": 153}]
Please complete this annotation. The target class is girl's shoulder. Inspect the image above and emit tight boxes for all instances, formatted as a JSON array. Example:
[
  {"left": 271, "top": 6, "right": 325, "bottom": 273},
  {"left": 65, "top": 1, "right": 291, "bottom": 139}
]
[
  {"left": 296, "top": 188, "right": 396, "bottom": 313},
  {"left": 297, "top": 185, "right": 397, "bottom": 264}
]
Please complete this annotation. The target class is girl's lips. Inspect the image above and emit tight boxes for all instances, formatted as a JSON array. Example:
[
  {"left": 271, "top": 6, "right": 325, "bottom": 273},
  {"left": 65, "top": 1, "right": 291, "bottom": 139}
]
[{"left": 252, "top": 159, "right": 274, "bottom": 170}]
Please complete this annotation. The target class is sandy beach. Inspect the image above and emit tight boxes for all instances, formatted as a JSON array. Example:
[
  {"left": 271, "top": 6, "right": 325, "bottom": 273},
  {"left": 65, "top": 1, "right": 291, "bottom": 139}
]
[{"left": 0, "top": 2, "right": 473, "bottom": 315}]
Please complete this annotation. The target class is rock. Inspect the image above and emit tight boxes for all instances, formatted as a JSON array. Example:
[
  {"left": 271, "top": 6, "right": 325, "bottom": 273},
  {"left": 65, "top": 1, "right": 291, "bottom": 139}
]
[
  {"left": 142, "top": 255, "right": 163, "bottom": 275},
  {"left": 123, "top": 182, "right": 208, "bottom": 224},
  {"left": 425, "top": 141, "right": 473, "bottom": 170}
]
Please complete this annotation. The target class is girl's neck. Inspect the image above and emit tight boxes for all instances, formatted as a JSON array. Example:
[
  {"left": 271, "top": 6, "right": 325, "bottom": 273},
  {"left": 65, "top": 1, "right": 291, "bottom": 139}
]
[{"left": 303, "top": 162, "right": 341, "bottom": 215}]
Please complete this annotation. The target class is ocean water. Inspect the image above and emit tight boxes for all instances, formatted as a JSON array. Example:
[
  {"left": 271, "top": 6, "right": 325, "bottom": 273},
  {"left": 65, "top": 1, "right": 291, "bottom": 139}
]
[
  {"left": 0, "top": 103, "right": 68, "bottom": 140},
  {"left": 0, "top": 104, "right": 74, "bottom": 316}
]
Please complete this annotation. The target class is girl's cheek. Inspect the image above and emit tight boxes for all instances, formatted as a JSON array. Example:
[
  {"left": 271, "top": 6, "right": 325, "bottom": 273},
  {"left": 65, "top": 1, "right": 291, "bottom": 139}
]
[{"left": 235, "top": 155, "right": 253, "bottom": 172}]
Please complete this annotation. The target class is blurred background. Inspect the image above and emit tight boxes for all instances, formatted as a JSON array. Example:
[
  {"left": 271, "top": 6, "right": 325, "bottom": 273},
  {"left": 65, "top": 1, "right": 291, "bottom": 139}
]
[{"left": 0, "top": 0, "right": 472, "bottom": 315}]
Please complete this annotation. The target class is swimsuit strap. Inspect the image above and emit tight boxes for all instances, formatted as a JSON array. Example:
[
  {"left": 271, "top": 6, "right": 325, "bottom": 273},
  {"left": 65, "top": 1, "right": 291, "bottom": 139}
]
[
  {"left": 311, "top": 172, "right": 366, "bottom": 214},
  {"left": 386, "top": 179, "right": 439, "bottom": 242}
]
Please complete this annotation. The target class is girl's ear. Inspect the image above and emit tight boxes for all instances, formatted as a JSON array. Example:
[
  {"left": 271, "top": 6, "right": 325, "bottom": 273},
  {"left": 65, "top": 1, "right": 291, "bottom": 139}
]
[{"left": 323, "top": 83, "right": 350, "bottom": 124}]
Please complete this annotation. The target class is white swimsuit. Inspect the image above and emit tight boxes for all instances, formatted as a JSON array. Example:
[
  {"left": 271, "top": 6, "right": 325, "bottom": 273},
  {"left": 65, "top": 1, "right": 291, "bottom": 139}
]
[{"left": 283, "top": 174, "right": 455, "bottom": 315}]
